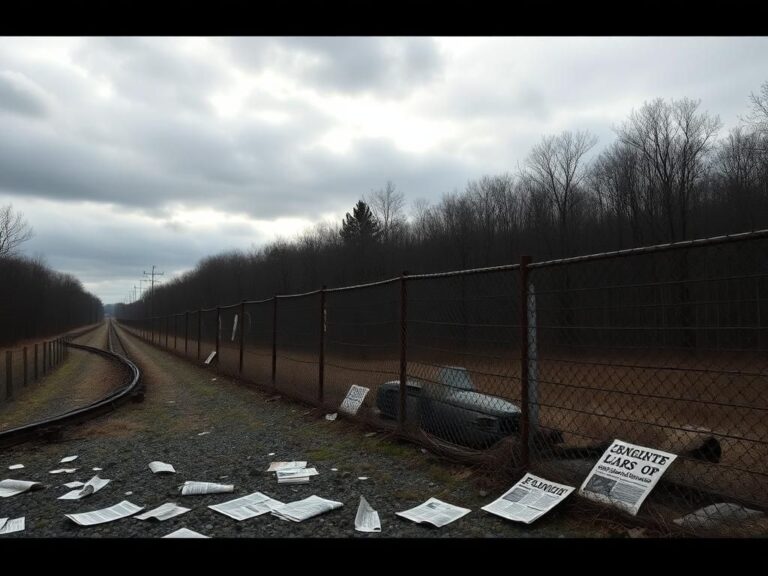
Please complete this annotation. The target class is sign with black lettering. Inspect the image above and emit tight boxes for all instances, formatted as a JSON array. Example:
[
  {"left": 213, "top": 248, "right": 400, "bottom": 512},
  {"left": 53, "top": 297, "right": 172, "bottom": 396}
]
[
  {"left": 579, "top": 439, "right": 677, "bottom": 516},
  {"left": 482, "top": 473, "right": 574, "bottom": 524}
]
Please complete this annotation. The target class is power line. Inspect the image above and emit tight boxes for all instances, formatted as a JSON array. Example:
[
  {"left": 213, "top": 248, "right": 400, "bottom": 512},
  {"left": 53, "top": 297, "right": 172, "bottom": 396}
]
[{"left": 143, "top": 265, "right": 164, "bottom": 317}]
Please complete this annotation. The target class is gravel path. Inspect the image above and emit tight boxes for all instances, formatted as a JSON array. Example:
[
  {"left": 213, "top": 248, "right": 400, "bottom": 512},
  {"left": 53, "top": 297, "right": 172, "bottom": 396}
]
[{"left": 0, "top": 321, "right": 626, "bottom": 538}]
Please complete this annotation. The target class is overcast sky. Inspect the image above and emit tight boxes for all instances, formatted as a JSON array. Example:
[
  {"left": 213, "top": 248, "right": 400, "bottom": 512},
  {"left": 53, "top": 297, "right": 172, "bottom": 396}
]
[{"left": 0, "top": 37, "right": 766, "bottom": 304}]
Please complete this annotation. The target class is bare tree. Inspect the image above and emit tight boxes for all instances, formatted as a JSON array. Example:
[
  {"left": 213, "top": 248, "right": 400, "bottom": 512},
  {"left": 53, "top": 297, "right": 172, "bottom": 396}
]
[
  {"left": 365, "top": 181, "right": 405, "bottom": 244},
  {"left": 745, "top": 81, "right": 768, "bottom": 141},
  {"left": 0, "top": 204, "right": 34, "bottom": 257},
  {"left": 524, "top": 130, "right": 597, "bottom": 255}
]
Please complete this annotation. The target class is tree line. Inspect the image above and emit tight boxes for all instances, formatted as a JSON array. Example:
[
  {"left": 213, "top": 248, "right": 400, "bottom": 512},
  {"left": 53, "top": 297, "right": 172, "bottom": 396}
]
[
  {"left": 117, "top": 83, "right": 768, "bottom": 320},
  {"left": 0, "top": 205, "right": 103, "bottom": 346}
]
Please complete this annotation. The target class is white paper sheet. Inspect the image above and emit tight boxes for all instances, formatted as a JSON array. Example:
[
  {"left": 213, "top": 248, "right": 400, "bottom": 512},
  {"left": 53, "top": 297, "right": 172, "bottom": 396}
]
[
  {"left": 180, "top": 481, "right": 234, "bottom": 496},
  {"left": 0, "top": 479, "right": 42, "bottom": 498},
  {"left": 579, "top": 439, "right": 677, "bottom": 516},
  {"left": 339, "top": 385, "right": 370, "bottom": 415},
  {"left": 149, "top": 461, "right": 176, "bottom": 474},
  {"left": 58, "top": 476, "right": 110, "bottom": 500},
  {"left": 276, "top": 468, "right": 318, "bottom": 483},
  {"left": 209, "top": 492, "right": 285, "bottom": 521},
  {"left": 135, "top": 502, "right": 191, "bottom": 521},
  {"left": 163, "top": 527, "right": 209, "bottom": 538},
  {"left": 65, "top": 500, "right": 143, "bottom": 526},
  {"left": 49, "top": 469, "right": 78, "bottom": 474},
  {"left": 60, "top": 455, "right": 78, "bottom": 463},
  {"left": 482, "top": 473, "right": 574, "bottom": 524},
  {"left": 271, "top": 495, "right": 343, "bottom": 522},
  {"left": 8, "top": 464, "right": 24, "bottom": 470},
  {"left": 355, "top": 496, "right": 381, "bottom": 532},
  {"left": 63, "top": 481, "right": 85, "bottom": 489},
  {"left": 396, "top": 498, "right": 471, "bottom": 528},
  {"left": 267, "top": 461, "right": 307, "bottom": 472},
  {"left": 0, "top": 517, "right": 25, "bottom": 534},
  {"left": 325, "top": 413, "right": 337, "bottom": 421},
  {"left": 204, "top": 350, "right": 217, "bottom": 364}
]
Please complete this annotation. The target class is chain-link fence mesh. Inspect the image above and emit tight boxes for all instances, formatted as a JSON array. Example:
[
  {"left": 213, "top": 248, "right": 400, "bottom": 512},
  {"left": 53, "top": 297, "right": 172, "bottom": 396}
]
[
  {"left": 1, "top": 338, "right": 68, "bottom": 403},
  {"left": 120, "top": 230, "right": 768, "bottom": 535}
]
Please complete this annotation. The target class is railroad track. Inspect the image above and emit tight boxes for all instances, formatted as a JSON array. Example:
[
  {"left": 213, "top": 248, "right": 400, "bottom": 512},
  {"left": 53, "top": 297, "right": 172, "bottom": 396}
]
[{"left": 0, "top": 320, "right": 142, "bottom": 448}]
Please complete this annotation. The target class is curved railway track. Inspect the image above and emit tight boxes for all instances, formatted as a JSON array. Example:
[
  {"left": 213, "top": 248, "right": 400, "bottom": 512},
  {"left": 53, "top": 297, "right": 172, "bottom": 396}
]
[{"left": 0, "top": 320, "right": 142, "bottom": 448}]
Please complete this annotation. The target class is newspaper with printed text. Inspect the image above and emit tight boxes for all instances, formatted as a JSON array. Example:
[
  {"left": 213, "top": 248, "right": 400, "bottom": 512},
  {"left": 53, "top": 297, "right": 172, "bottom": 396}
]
[{"left": 482, "top": 473, "right": 574, "bottom": 524}]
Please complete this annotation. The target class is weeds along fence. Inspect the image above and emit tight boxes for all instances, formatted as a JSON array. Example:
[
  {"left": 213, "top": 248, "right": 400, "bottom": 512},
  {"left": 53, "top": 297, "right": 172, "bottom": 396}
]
[
  {"left": 0, "top": 337, "right": 69, "bottom": 403},
  {"left": 120, "top": 229, "right": 768, "bottom": 533}
]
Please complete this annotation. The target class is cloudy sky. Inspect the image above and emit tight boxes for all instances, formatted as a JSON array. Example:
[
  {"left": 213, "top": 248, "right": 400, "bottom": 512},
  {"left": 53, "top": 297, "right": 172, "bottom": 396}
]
[{"left": 0, "top": 37, "right": 766, "bottom": 304}]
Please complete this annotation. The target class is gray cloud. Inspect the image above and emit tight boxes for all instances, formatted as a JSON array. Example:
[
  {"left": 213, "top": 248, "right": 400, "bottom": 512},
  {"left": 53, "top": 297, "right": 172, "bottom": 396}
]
[{"left": 0, "top": 71, "right": 49, "bottom": 118}]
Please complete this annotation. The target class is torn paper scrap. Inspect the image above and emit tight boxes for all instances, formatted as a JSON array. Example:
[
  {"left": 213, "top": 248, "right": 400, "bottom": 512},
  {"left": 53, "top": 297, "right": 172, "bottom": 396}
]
[
  {"left": 673, "top": 502, "right": 765, "bottom": 530},
  {"left": 49, "top": 469, "right": 78, "bottom": 474},
  {"left": 268, "top": 452, "right": 276, "bottom": 456},
  {"left": 149, "top": 461, "right": 176, "bottom": 474},
  {"left": 482, "top": 473, "right": 574, "bottom": 524},
  {"left": 125, "top": 492, "right": 133, "bottom": 496},
  {"left": 63, "top": 481, "right": 85, "bottom": 489},
  {"left": 0, "top": 517, "right": 25, "bottom": 535},
  {"left": 271, "top": 495, "right": 343, "bottom": 522},
  {"left": 355, "top": 496, "right": 381, "bottom": 533},
  {"left": 66, "top": 500, "right": 143, "bottom": 526},
  {"left": 325, "top": 413, "right": 337, "bottom": 421},
  {"left": 8, "top": 464, "right": 24, "bottom": 470},
  {"left": 204, "top": 350, "right": 217, "bottom": 365},
  {"left": 180, "top": 481, "right": 234, "bottom": 496},
  {"left": 209, "top": 492, "right": 285, "bottom": 521},
  {"left": 0, "top": 479, "right": 43, "bottom": 498},
  {"left": 59, "top": 476, "right": 110, "bottom": 500},
  {"left": 231, "top": 314, "right": 238, "bottom": 341},
  {"left": 197, "top": 431, "right": 211, "bottom": 436},
  {"left": 276, "top": 468, "right": 318, "bottom": 484},
  {"left": 60, "top": 455, "right": 78, "bottom": 463},
  {"left": 267, "top": 461, "right": 307, "bottom": 472},
  {"left": 340, "top": 385, "right": 370, "bottom": 415},
  {"left": 579, "top": 439, "right": 677, "bottom": 516},
  {"left": 135, "top": 502, "right": 191, "bottom": 522},
  {"left": 163, "top": 527, "right": 209, "bottom": 538},
  {"left": 396, "top": 498, "right": 471, "bottom": 528},
  {"left": 92, "top": 468, "right": 103, "bottom": 471},
  {"left": 358, "top": 477, "right": 369, "bottom": 481}
]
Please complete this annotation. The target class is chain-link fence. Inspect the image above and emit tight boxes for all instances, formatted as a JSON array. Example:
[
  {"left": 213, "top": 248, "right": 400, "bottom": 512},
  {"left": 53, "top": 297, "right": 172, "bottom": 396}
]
[
  {"left": 120, "top": 229, "right": 768, "bottom": 535},
  {"left": 0, "top": 337, "right": 68, "bottom": 403}
]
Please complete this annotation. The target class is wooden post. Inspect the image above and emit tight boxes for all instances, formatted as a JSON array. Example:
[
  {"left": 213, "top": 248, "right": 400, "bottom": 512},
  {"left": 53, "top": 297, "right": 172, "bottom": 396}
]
[
  {"left": 271, "top": 297, "right": 278, "bottom": 387},
  {"left": 318, "top": 287, "right": 326, "bottom": 405}
]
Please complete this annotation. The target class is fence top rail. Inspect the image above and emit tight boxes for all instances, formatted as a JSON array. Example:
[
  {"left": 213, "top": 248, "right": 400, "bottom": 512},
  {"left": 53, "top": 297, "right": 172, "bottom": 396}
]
[
  {"left": 529, "top": 228, "right": 768, "bottom": 270},
  {"left": 276, "top": 288, "right": 322, "bottom": 300},
  {"left": 325, "top": 276, "right": 400, "bottom": 293},
  {"left": 408, "top": 262, "right": 521, "bottom": 280}
]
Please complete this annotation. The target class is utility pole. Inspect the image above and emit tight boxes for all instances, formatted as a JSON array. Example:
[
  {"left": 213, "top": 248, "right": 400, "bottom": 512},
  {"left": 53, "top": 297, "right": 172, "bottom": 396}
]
[{"left": 143, "top": 265, "right": 164, "bottom": 318}]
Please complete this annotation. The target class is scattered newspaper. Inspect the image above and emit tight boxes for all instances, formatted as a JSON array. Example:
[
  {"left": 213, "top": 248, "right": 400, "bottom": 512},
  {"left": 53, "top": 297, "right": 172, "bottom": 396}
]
[
  {"left": 231, "top": 314, "right": 238, "bottom": 341},
  {"left": 66, "top": 500, "right": 144, "bottom": 526},
  {"left": 396, "top": 498, "right": 471, "bottom": 528},
  {"left": 276, "top": 468, "right": 318, "bottom": 484},
  {"left": 60, "top": 455, "right": 78, "bottom": 463},
  {"left": 209, "top": 492, "right": 285, "bottom": 521},
  {"left": 482, "top": 473, "right": 574, "bottom": 524},
  {"left": 180, "top": 481, "right": 234, "bottom": 496},
  {"left": 673, "top": 502, "right": 765, "bottom": 530},
  {"left": 204, "top": 350, "right": 217, "bottom": 365},
  {"left": 579, "top": 439, "right": 677, "bottom": 516},
  {"left": 339, "top": 385, "right": 370, "bottom": 415},
  {"left": 8, "top": 464, "right": 24, "bottom": 470},
  {"left": 49, "top": 469, "right": 78, "bottom": 474},
  {"left": 59, "top": 476, "right": 110, "bottom": 500},
  {"left": 163, "top": 527, "right": 209, "bottom": 538},
  {"left": 92, "top": 467, "right": 103, "bottom": 471},
  {"left": 0, "top": 479, "right": 43, "bottom": 498},
  {"left": 325, "top": 413, "right": 337, "bottom": 421},
  {"left": 63, "top": 481, "right": 85, "bottom": 489},
  {"left": 267, "top": 461, "right": 307, "bottom": 472},
  {"left": 355, "top": 496, "right": 381, "bottom": 533},
  {"left": 149, "top": 461, "right": 176, "bottom": 474},
  {"left": 272, "top": 495, "right": 343, "bottom": 522},
  {"left": 0, "top": 517, "right": 25, "bottom": 535},
  {"left": 135, "top": 502, "right": 191, "bottom": 522}
]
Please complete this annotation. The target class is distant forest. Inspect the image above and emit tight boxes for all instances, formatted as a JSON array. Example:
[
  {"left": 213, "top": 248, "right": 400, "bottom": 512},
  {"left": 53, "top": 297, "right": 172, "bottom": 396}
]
[{"left": 118, "top": 83, "right": 768, "bottom": 319}]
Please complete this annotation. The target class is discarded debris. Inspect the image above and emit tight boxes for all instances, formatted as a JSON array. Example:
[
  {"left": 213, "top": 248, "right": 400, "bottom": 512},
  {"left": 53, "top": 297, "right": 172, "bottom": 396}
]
[
  {"left": 325, "top": 413, "right": 338, "bottom": 421},
  {"left": 355, "top": 496, "right": 381, "bottom": 533},
  {"left": 63, "top": 482, "right": 85, "bottom": 489},
  {"left": 59, "top": 476, "right": 110, "bottom": 500},
  {"left": 340, "top": 385, "right": 370, "bottom": 415},
  {"left": 331, "top": 468, "right": 338, "bottom": 472},
  {"left": 482, "top": 473, "right": 574, "bottom": 524},
  {"left": 209, "top": 492, "right": 285, "bottom": 521},
  {"left": 396, "top": 498, "right": 471, "bottom": 528},
  {"left": 0, "top": 479, "right": 43, "bottom": 498},
  {"left": 268, "top": 453, "right": 276, "bottom": 456},
  {"left": 673, "top": 502, "right": 765, "bottom": 530},
  {"left": 231, "top": 314, "right": 238, "bottom": 341},
  {"left": 271, "top": 495, "right": 343, "bottom": 522},
  {"left": 149, "top": 461, "right": 176, "bottom": 474},
  {"left": 163, "top": 527, "right": 209, "bottom": 538},
  {"left": 60, "top": 455, "right": 78, "bottom": 463},
  {"left": 364, "top": 432, "right": 377, "bottom": 438},
  {"left": 267, "top": 462, "right": 307, "bottom": 472},
  {"left": 125, "top": 491, "right": 133, "bottom": 496},
  {"left": 0, "top": 517, "right": 25, "bottom": 535},
  {"left": 197, "top": 431, "right": 211, "bottom": 436},
  {"left": 8, "top": 464, "right": 24, "bottom": 470},
  {"left": 135, "top": 502, "right": 191, "bottom": 522},
  {"left": 358, "top": 477, "right": 369, "bottom": 481},
  {"left": 66, "top": 501, "right": 143, "bottom": 526},
  {"left": 49, "top": 469, "right": 77, "bottom": 474},
  {"left": 276, "top": 468, "right": 318, "bottom": 484},
  {"left": 204, "top": 350, "right": 217, "bottom": 365},
  {"left": 180, "top": 481, "right": 234, "bottom": 496},
  {"left": 92, "top": 468, "right": 103, "bottom": 471}
]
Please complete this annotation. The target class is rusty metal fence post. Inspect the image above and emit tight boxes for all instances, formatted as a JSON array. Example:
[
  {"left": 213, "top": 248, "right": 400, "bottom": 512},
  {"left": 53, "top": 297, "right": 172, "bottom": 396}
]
[
  {"left": 165, "top": 316, "right": 169, "bottom": 348},
  {"left": 318, "top": 286, "right": 326, "bottom": 405},
  {"left": 399, "top": 271, "right": 409, "bottom": 430},
  {"left": 197, "top": 310, "right": 202, "bottom": 362},
  {"left": 185, "top": 311, "right": 189, "bottom": 357},
  {"left": 5, "top": 351, "right": 12, "bottom": 400},
  {"left": 215, "top": 307, "right": 221, "bottom": 370},
  {"left": 519, "top": 256, "right": 532, "bottom": 470},
  {"left": 271, "top": 296, "right": 277, "bottom": 387},
  {"left": 238, "top": 301, "right": 245, "bottom": 375},
  {"left": 174, "top": 314, "right": 178, "bottom": 350}
]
